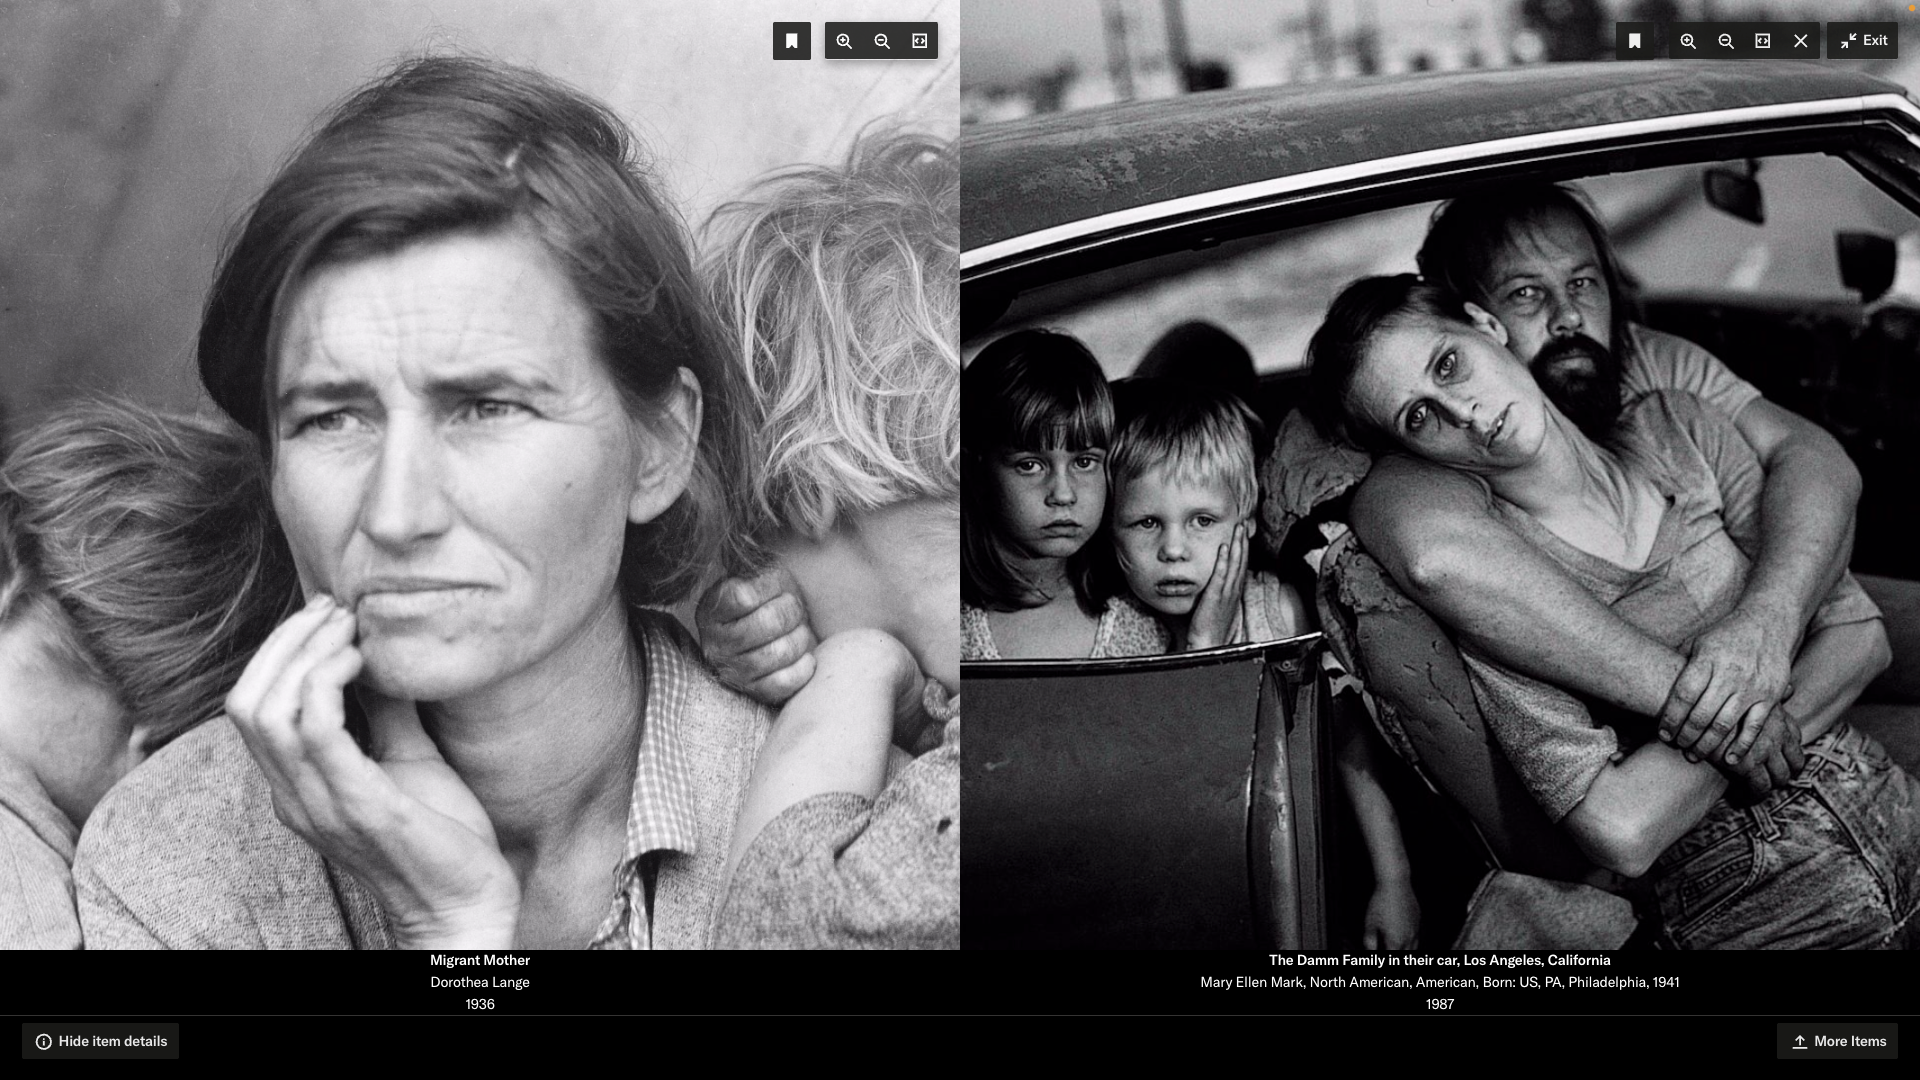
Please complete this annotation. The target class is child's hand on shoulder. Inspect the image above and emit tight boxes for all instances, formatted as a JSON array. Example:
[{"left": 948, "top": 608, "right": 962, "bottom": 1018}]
[
  {"left": 696, "top": 566, "right": 818, "bottom": 706},
  {"left": 725, "top": 629, "right": 928, "bottom": 882},
  {"left": 1185, "top": 522, "right": 1249, "bottom": 651}
]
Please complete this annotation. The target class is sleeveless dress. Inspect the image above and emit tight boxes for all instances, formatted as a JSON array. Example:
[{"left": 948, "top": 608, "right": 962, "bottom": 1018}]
[{"left": 962, "top": 593, "right": 1172, "bottom": 660}]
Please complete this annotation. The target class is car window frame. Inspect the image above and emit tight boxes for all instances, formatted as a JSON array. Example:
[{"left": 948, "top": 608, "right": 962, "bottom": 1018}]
[{"left": 964, "top": 96, "right": 1920, "bottom": 331}]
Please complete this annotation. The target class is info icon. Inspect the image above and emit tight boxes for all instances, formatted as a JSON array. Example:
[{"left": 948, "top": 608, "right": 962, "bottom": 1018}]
[{"left": 773, "top": 21, "right": 810, "bottom": 60}]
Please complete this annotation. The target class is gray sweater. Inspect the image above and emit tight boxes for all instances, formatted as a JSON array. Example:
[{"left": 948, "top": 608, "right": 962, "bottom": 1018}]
[
  {"left": 0, "top": 750, "right": 81, "bottom": 949},
  {"left": 711, "top": 686, "right": 960, "bottom": 949},
  {"left": 72, "top": 625, "right": 774, "bottom": 950}
]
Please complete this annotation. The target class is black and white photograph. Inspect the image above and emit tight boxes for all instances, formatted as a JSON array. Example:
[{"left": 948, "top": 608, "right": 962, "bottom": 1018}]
[
  {"left": 961, "top": 0, "right": 1920, "bottom": 952},
  {"left": 12, "top": 0, "right": 1920, "bottom": 1046},
  {"left": 0, "top": 0, "right": 959, "bottom": 953}
]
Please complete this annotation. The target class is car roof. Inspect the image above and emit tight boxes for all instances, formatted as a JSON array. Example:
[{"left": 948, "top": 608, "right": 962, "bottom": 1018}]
[{"left": 963, "top": 62, "right": 1909, "bottom": 258}]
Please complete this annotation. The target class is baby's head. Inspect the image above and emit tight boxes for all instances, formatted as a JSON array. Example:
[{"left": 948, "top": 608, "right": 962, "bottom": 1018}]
[{"left": 1107, "top": 385, "right": 1260, "bottom": 619}]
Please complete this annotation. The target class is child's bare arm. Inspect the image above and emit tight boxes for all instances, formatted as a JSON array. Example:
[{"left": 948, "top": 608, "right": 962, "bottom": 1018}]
[
  {"left": 1333, "top": 697, "right": 1421, "bottom": 949},
  {"left": 723, "top": 629, "right": 926, "bottom": 882}
]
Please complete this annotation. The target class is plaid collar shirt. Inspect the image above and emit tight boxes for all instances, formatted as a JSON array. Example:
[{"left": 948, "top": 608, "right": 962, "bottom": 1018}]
[{"left": 588, "top": 619, "right": 703, "bottom": 950}]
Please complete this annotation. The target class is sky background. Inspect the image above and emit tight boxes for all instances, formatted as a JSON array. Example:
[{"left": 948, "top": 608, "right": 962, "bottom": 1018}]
[
  {"left": 0, "top": 0, "right": 957, "bottom": 422},
  {"left": 964, "top": 0, "right": 1495, "bottom": 86}
]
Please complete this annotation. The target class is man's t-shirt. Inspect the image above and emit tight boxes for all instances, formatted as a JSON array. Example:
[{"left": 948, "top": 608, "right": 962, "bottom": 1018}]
[{"left": 1619, "top": 323, "right": 1762, "bottom": 421}]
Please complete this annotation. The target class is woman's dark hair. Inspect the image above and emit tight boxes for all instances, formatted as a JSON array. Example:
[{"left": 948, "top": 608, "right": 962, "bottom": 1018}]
[
  {"left": 961, "top": 328, "right": 1114, "bottom": 613},
  {"left": 1305, "top": 273, "right": 1471, "bottom": 453},
  {"left": 3, "top": 402, "right": 300, "bottom": 749},
  {"left": 196, "top": 55, "right": 753, "bottom": 606}
]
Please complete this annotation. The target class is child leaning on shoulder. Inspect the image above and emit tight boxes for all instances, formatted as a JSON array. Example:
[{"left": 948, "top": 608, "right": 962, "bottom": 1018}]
[
  {"left": 0, "top": 401, "right": 296, "bottom": 949},
  {"left": 698, "top": 128, "right": 961, "bottom": 947}
]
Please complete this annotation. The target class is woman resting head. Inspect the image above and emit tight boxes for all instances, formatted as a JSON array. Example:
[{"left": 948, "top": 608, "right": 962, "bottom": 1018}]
[
  {"left": 77, "top": 56, "right": 767, "bottom": 951},
  {"left": 1305, "top": 274, "right": 1920, "bottom": 948},
  {"left": 1307, "top": 273, "right": 1577, "bottom": 466},
  {"left": 1, "top": 402, "right": 294, "bottom": 947}
]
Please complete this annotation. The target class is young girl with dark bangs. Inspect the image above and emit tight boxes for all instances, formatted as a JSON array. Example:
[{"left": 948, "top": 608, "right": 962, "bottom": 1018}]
[{"left": 962, "top": 329, "right": 1170, "bottom": 660}]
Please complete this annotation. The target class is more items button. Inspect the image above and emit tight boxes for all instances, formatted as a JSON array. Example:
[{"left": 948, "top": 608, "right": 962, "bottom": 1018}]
[
  {"left": 20, "top": 1022, "right": 180, "bottom": 1060},
  {"left": 1776, "top": 1022, "right": 1897, "bottom": 1060}
]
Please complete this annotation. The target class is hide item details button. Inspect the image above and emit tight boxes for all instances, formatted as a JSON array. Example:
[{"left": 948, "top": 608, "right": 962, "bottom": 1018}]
[{"left": 21, "top": 1022, "right": 180, "bottom": 1060}]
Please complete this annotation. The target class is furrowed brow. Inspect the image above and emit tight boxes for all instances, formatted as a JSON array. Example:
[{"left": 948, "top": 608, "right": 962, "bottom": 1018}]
[
  {"left": 425, "top": 368, "right": 562, "bottom": 399},
  {"left": 276, "top": 378, "right": 374, "bottom": 412}
]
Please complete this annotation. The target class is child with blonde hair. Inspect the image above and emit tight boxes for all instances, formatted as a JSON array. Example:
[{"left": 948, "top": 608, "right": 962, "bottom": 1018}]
[
  {"left": 1107, "top": 386, "right": 1309, "bottom": 650},
  {"left": 698, "top": 127, "right": 959, "bottom": 947}
]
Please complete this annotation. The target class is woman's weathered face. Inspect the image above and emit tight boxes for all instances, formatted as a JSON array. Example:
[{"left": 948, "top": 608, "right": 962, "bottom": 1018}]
[
  {"left": 1347, "top": 309, "right": 1550, "bottom": 472},
  {"left": 271, "top": 228, "right": 672, "bottom": 701}
]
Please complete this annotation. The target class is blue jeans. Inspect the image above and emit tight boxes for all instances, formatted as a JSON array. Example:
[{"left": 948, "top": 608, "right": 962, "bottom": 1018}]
[{"left": 1647, "top": 721, "right": 1920, "bottom": 950}]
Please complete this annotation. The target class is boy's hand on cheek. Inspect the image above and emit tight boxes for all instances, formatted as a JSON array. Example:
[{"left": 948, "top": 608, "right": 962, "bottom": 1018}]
[{"left": 1185, "top": 522, "right": 1249, "bottom": 651}]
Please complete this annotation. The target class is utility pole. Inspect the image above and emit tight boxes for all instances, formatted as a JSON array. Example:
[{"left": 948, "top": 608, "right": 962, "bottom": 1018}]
[
  {"left": 1354, "top": 0, "right": 1380, "bottom": 75},
  {"left": 1307, "top": 0, "right": 1332, "bottom": 79},
  {"left": 1102, "top": 0, "right": 1136, "bottom": 101},
  {"left": 1162, "top": 0, "right": 1192, "bottom": 91}
]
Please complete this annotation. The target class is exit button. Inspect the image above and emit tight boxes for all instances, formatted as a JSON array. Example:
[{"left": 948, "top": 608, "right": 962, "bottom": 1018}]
[{"left": 1827, "top": 22, "right": 1897, "bottom": 59}]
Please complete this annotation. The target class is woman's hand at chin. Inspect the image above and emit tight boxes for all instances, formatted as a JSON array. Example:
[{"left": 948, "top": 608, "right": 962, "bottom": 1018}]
[{"left": 225, "top": 593, "right": 520, "bottom": 949}]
